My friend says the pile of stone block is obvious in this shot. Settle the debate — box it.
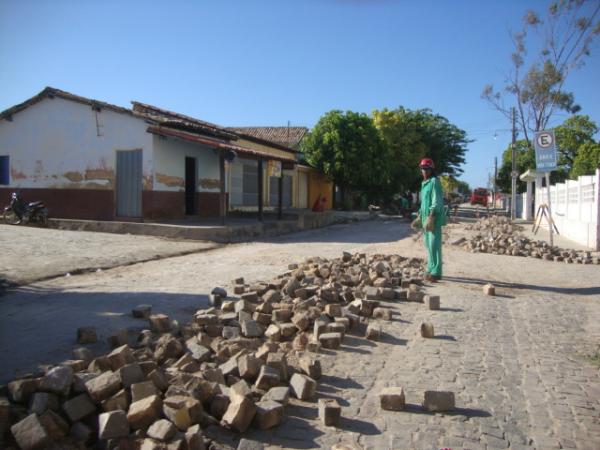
[0,252,425,450]
[462,216,599,264]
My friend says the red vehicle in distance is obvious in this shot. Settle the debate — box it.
[470,188,488,207]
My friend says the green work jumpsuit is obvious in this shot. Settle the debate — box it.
[419,176,445,277]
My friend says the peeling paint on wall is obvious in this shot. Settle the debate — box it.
[84,168,114,181]
[199,178,220,189]
[63,171,84,182]
[10,168,26,180]
[156,172,184,188]
[143,174,153,191]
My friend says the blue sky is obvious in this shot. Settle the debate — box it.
[1,0,599,189]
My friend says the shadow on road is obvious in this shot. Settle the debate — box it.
[404,403,492,418]
[443,276,600,296]
[255,219,413,245]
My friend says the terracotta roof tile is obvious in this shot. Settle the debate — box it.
[227,126,308,149]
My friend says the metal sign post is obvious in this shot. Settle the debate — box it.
[534,130,558,247]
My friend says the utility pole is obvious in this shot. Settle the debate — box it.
[493,156,497,211]
[511,107,517,220]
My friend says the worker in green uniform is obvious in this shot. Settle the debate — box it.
[419,158,445,282]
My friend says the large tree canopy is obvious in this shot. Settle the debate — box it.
[373,107,468,193]
[301,110,387,200]
[482,0,599,146]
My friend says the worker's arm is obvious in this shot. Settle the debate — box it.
[429,178,443,217]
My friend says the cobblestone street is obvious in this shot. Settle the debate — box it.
[1,219,599,449]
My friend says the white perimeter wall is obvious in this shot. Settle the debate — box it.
[152,135,220,192]
[0,96,153,189]
[536,169,600,250]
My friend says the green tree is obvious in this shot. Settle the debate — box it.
[554,114,599,173]
[571,141,600,176]
[496,140,536,193]
[372,107,468,194]
[301,110,388,205]
[482,0,599,146]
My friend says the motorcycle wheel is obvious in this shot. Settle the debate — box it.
[3,209,21,225]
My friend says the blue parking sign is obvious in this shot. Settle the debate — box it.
[534,130,557,172]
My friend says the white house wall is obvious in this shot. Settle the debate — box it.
[152,135,220,192]
[0,96,153,190]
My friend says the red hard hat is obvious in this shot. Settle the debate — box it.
[419,158,435,169]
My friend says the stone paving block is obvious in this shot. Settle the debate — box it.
[186,341,212,363]
[148,369,169,392]
[147,418,176,441]
[289,373,316,400]
[38,409,69,439]
[261,386,290,405]
[185,423,206,450]
[132,304,152,319]
[326,322,346,338]
[118,362,145,388]
[63,393,96,422]
[131,381,160,403]
[365,323,381,340]
[10,413,52,450]
[101,388,129,412]
[292,312,310,331]
[210,394,230,420]
[29,392,59,415]
[380,387,405,411]
[71,421,94,444]
[299,356,322,379]
[272,308,293,322]
[149,314,171,333]
[483,283,496,296]
[266,352,289,381]
[420,322,435,338]
[39,365,73,396]
[108,345,135,371]
[408,291,424,302]
[241,319,263,338]
[325,304,343,318]
[422,390,455,412]
[253,400,284,429]
[237,438,265,450]
[279,322,298,338]
[264,324,281,341]
[395,289,408,300]
[221,395,256,432]
[76,327,97,344]
[238,354,263,380]
[313,317,330,338]
[252,312,272,326]
[319,332,342,349]
[8,378,39,403]
[373,307,392,321]
[230,380,252,399]
[127,394,163,429]
[98,410,129,440]
[425,295,440,310]
[318,398,341,426]
[163,395,202,431]
[254,365,280,391]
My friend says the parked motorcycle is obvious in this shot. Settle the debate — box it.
[2,192,48,225]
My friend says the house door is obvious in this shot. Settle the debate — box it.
[185,157,196,215]
[116,149,142,218]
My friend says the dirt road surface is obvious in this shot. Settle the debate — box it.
[1,219,599,449]
[0,224,220,285]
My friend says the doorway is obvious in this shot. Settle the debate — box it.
[185,157,196,215]
[116,149,142,218]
